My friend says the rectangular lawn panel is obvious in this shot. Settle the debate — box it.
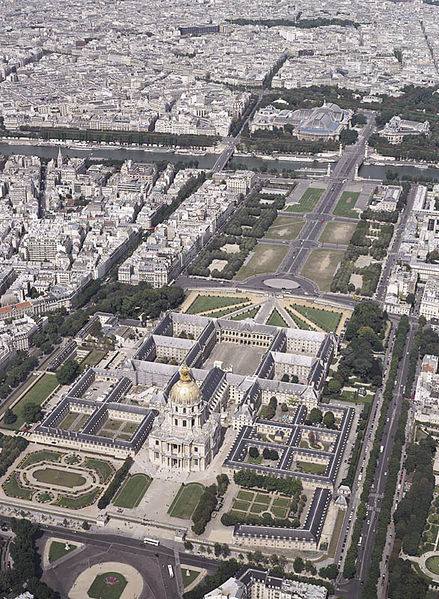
[272,497,290,508]
[265,215,304,240]
[237,490,254,501]
[232,500,251,512]
[231,306,260,321]
[333,191,361,218]
[255,493,270,504]
[187,294,248,314]
[3,373,58,430]
[113,474,152,508]
[271,506,288,518]
[301,249,345,292]
[249,502,266,514]
[286,187,324,213]
[81,350,106,367]
[293,305,341,332]
[58,412,78,430]
[297,461,327,475]
[168,483,205,519]
[234,244,287,281]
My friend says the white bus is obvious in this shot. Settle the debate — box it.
[168,564,174,578]
[143,537,160,546]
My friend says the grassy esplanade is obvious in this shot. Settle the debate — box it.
[187,294,248,314]
[293,305,341,332]
[333,191,360,218]
[301,249,345,291]
[286,188,324,213]
[264,215,304,240]
[3,373,58,430]
[168,483,204,519]
[234,244,287,281]
[426,556,439,576]
[113,474,151,508]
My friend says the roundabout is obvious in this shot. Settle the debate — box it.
[69,561,143,599]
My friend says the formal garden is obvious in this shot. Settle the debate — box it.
[1,449,117,510]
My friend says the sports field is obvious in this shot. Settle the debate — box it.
[333,191,360,218]
[286,188,324,213]
[168,483,204,519]
[301,249,345,291]
[234,244,287,281]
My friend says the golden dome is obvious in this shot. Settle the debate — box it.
[169,364,202,406]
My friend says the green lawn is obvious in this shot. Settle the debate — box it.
[49,540,78,563]
[187,295,248,314]
[87,572,127,599]
[113,474,151,508]
[237,490,254,501]
[266,309,288,327]
[426,556,439,575]
[271,506,288,518]
[265,215,304,240]
[20,450,63,468]
[231,306,260,321]
[272,497,290,508]
[255,493,270,504]
[122,422,138,434]
[297,461,327,475]
[285,308,315,331]
[181,568,200,589]
[208,303,251,318]
[333,191,361,218]
[233,500,251,511]
[168,483,205,519]
[83,458,115,483]
[3,373,58,430]
[82,350,106,367]
[301,249,345,291]
[59,412,78,430]
[293,305,341,332]
[103,419,123,431]
[33,467,86,488]
[234,243,287,281]
[2,472,33,500]
[286,187,324,213]
[57,488,100,509]
[249,502,266,514]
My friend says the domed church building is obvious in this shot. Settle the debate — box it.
[148,364,222,471]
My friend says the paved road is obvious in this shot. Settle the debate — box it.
[0,516,219,598]
[336,320,417,598]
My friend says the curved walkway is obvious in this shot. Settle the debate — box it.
[69,561,144,599]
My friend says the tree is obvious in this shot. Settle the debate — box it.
[214,542,222,557]
[319,563,338,579]
[23,403,42,423]
[249,447,259,459]
[328,379,342,395]
[308,408,323,424]
[281,373,289,382]
[323,411,336,428]
[184,540,193,550]
[281,402,289,412]
[81,521,90,530]
[406,292,415,305]
[3,409,17,424]
[290,374,299,383]
[293,556,304,573]
[56,359,81,385]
